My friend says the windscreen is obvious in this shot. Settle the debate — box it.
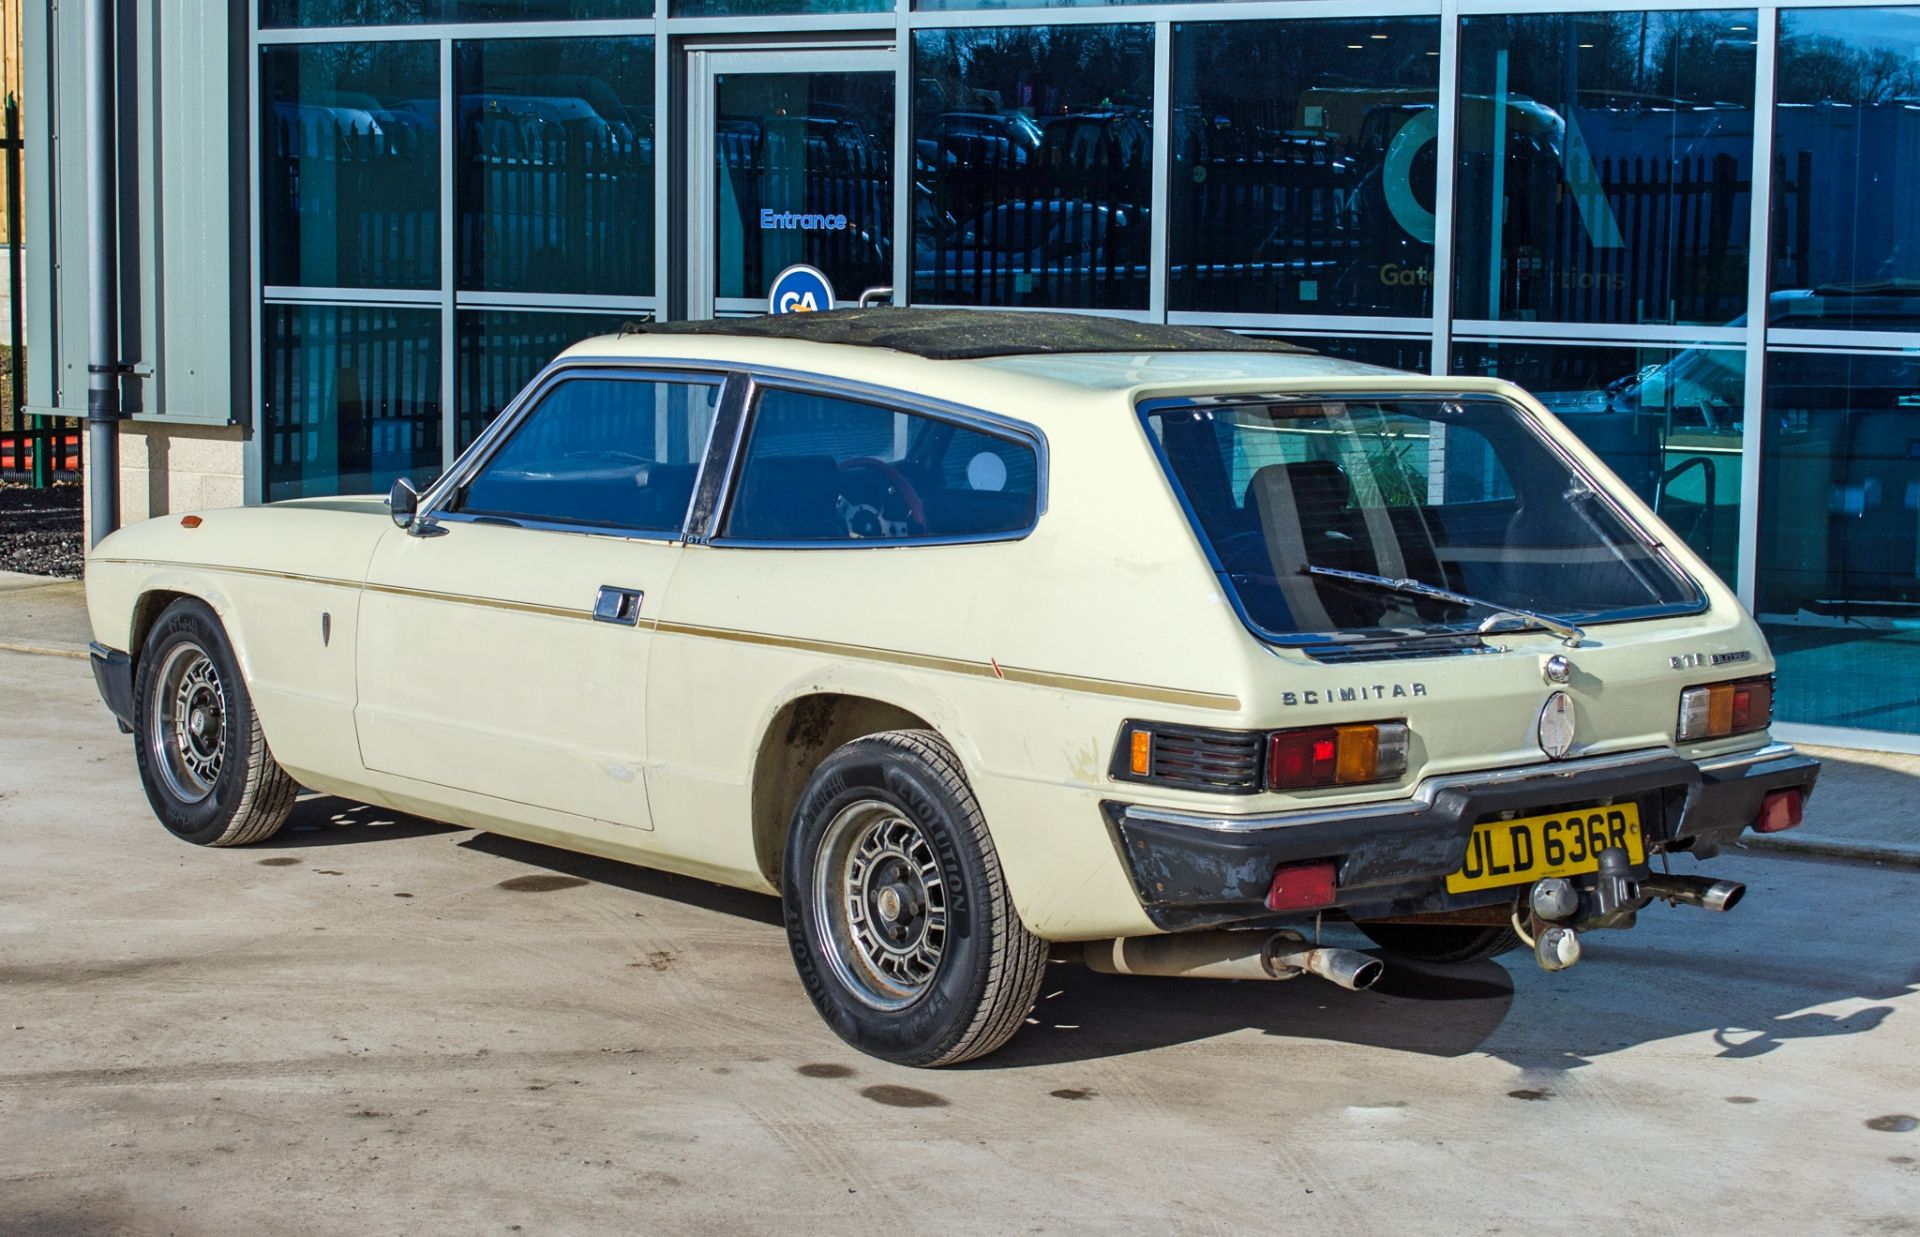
[1142,395,1702,643]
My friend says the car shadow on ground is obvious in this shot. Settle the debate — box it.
[254,793,468,847]
[261,794,1915,1072]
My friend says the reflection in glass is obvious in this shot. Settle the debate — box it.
[913,26,1153,309]
[1170,20,1440,317]
[261,42,440,289]
[672,0,887,14]
[1771,10,1920,332]
[1266,335,1431,374]
[263,305,443,502]
[713,73,894,304]
[262,1,653,25]
[455,310,633,449]
[456,38,655,296]
[1455,12,1757,326]
[1452,340,1744,583]
[1758,351,1920,735]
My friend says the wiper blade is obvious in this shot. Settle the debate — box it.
[1305,566,1586,647]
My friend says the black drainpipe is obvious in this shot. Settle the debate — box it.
[83,0,120,549]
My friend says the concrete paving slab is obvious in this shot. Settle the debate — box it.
[2,651,1919,1234]
[1744,744,1920,867]
[0,572,90,658]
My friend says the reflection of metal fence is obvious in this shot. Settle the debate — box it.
[263,114,439,289]
[460,119,653,293]
[717,123,891,298]
[914,132,1149,308]
[262,304,441,502]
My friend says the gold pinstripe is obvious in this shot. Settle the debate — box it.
[94,558,1241,711]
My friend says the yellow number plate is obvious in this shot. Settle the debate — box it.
[1445,804,1645,894]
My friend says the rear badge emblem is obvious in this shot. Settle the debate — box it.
[1537,691,1576,760]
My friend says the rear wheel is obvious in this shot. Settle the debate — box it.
[1356,921,1522,964]
[783,730,1047,1067]
[132,598,298,847]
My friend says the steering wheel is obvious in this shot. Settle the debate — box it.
[838,457,929,535]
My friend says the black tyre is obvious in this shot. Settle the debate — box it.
[783,730,1047,1067]
[132,598,298,847]
[1356,921,1522,965]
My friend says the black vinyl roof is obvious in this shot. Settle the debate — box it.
[628,307,1311,361]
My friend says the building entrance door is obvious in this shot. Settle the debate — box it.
[687,47,896,319]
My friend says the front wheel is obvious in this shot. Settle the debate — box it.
[783,730,1047,1067]
[132,598,298,847]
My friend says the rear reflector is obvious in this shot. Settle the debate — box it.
[1754,789,1805,834]
[1266,861,1338,913]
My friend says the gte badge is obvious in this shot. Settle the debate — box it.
[769,264,836,315]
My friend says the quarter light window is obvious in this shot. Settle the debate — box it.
[723,388,1038,543]
[453,376,722,533]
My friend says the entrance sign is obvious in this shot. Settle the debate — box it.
[769,264,836,315]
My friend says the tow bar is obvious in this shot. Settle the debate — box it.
[1516,845,1746,972]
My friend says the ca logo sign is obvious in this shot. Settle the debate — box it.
[768,265,837,316]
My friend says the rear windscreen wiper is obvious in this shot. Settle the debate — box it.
[1305,566,1586,647]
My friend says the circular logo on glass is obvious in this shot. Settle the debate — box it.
[1537,691,1577,760]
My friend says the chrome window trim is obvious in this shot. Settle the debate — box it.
[416,358,734,541]
[703,365,1051,551]
[1133,388,1710,649]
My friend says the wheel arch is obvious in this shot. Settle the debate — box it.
[749,691,941,887]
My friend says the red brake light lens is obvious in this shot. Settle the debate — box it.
[1268,722,1408,790]
[1678,676,1774,741]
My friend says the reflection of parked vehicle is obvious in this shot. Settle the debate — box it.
[916,111,1044,170]
[86,309,1819,1068]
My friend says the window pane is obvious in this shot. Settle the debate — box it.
[1757,351,1920,735]
[1454,12,1757,326]
[1452,340,1744,584]
[724,389,1038,541]
[263,305,443,502]
[913,26,1154,310]
[1266,335,1431,374]
[457,377,720,531]
[262,42,440,289]
[672,0,888,15]
[455,310,635,449]
[1170,20,1440,317]
[1771,10,1920,332]
[457,38,656,296]
[262,1,653,26]
[713,72,894,303]
[1145,395,1699,641]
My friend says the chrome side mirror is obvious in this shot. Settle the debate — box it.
[387,477,420,529]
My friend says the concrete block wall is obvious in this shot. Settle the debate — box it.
[82,421,247,548]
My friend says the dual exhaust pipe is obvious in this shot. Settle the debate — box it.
[1080,930,1384,991]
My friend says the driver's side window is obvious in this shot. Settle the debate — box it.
[721,387,1038,543]
[453,374,722,534]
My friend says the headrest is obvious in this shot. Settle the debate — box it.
[1245,459,1351,514]
[730,455,842,540]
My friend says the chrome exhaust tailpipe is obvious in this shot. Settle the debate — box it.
[1079,931,1384,991]
[1265,939,1385,991]
[1640,873,1745,913]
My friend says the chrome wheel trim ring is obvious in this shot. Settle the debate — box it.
[149,642,227,805]
[810,798,950,1012]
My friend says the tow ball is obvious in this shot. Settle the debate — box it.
[1516,847,1747,972]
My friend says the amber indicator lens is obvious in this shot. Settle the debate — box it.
[1678,676,1774,741]
[1128,728,1152,776]
[1268,722,1409,790]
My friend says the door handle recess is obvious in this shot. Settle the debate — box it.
[593,586,645,626]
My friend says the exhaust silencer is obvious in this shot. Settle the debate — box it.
[1640,873,1745,913]
[1079,931,1383,991]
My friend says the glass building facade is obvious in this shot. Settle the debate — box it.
[253,0,1920,748]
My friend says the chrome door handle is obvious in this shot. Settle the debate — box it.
[593,586,645,626]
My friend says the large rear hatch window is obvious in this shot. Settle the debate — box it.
[1141,394,1703,646]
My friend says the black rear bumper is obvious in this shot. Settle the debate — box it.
[89,642,135,734]
[1106,743,1820,931]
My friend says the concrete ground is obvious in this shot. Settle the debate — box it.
[3,649,1918,1235]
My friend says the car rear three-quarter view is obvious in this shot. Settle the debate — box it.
[81,309,1819,1067]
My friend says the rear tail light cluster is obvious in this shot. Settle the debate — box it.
[1677,676,1773,742]
[1114,720,1409,794]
